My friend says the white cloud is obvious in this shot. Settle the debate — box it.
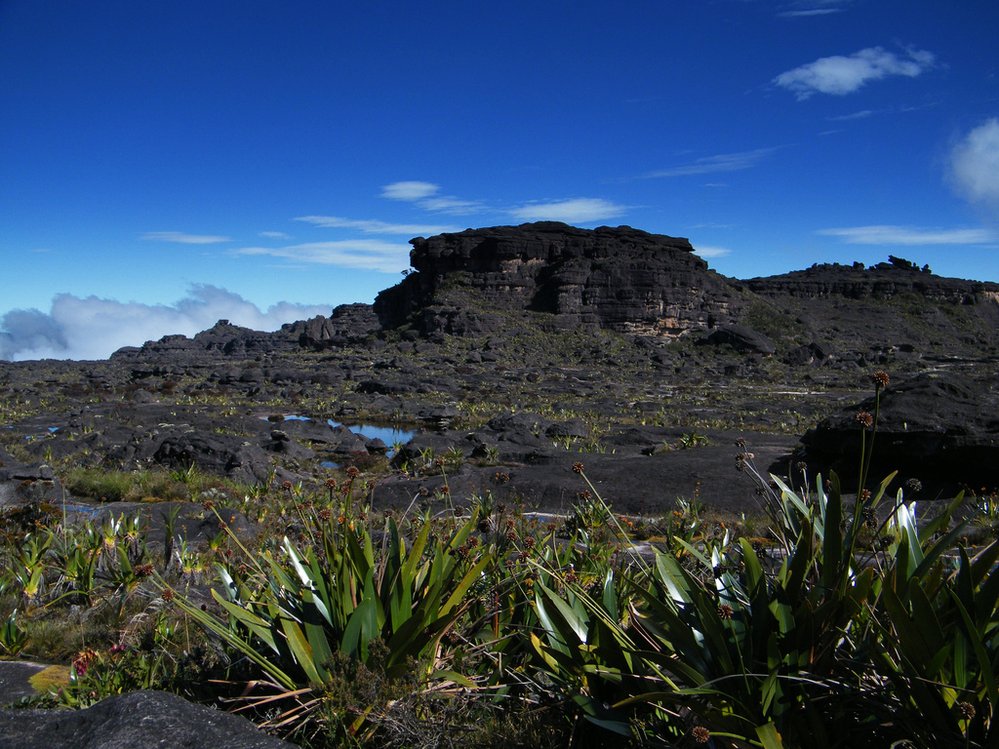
[381,181,440,201]
[817,225,996,245]
[381,181,484,214]
[259,230,290,239]
[0,286,329,361]
[141,231,231,244]
[774,46,935,100]
[294,215,460,235]
[643,147,778,178]
[510,198,627,224]
[949,118,999,216]
[234,240,410,273]
[692,245,732,258]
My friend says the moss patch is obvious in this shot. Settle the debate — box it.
[29,664,71,695]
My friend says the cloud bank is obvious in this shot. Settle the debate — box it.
[774,46,935,99]
[950,118,999,217]
[0,286,329,362]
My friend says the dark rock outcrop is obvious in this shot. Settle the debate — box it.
[282,303,381,349]
[0,690,294,748]
[777,373,999,496]
[374,222,747,337]
[699,325,776,355]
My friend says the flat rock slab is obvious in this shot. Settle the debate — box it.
[0,661,50,704]
[0,689,295,749]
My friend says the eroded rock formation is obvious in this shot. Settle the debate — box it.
[373,222,748,337]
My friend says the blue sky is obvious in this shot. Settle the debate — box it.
[2,0,998,359]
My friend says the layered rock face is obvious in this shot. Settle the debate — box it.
[374,222,747,337]
[746,258,999,305]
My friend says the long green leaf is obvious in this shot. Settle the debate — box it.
[756,722,784,749]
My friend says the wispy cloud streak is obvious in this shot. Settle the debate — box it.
[234,240,410,273]
[642,148,778,178]
[294,216,460,235]
[818,225,995,245]
[141,231,231,244]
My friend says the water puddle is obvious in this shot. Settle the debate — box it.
[257,415,416,458]
[327,420,415,456]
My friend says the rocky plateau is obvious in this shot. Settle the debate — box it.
[3,222,997,517]
[2,222,998,741]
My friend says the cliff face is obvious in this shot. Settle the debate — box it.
[374,222,747,337]
[741,259,999,360]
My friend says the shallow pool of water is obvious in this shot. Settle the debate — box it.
[327,420,415,449]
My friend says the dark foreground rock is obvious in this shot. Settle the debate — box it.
[0,690,294,749]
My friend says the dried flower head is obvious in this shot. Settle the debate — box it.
[957,701,976,720]
[345,466,360,479]
[872,370,890,389]
[718,604,734,620]
[691,725,711,744]
[855,410,874,429]
[135,563,154,578]
[904,477,923,493]
[572,462,585,475]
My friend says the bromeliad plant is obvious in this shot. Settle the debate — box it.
[169,492,493,742]
[872,494,999,747]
